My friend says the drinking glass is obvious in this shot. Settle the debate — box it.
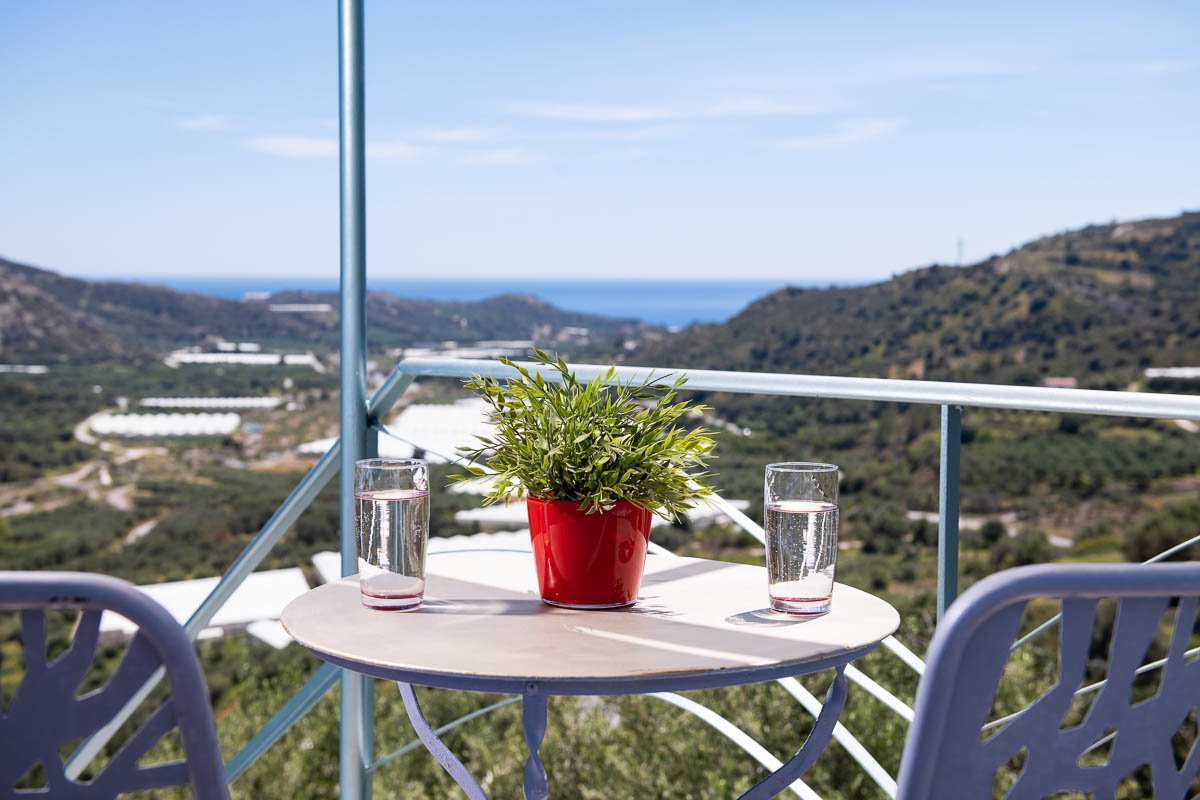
[355,458,429,611]
[764,462,839,615]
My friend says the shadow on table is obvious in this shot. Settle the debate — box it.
[724,609,825,628]
[641,558,740,587]
[420,576,544,616]
[418,565,871,671]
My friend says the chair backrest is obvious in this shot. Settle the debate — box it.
[896,562,1200,800]
[0,571,230,799]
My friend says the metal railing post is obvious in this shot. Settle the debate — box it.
[338,0,372,796]
[937,404,962,619]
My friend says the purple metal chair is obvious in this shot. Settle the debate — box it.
[897,563,1200,799]
[0,571,230,799]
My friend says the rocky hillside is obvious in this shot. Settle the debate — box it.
[0,258,649,363]
[633,212,1200,388]
[0,262,144,363]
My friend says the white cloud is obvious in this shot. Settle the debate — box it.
[702,98,823,118]
[591,147,655,161]
[518,104,678,123]
[244,136,421,161]
[1126,59,1194,75]
[417,126,496,143]
[174,114,238,131]
[245,136,338,158]
[463,148,542,166]
[366,139,422,161]
[514,97,822,124]
[540,124,688,143]
[773,117,902,150]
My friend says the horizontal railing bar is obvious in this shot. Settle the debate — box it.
[393,357,1200,420]
[706,493,766,545]
[368,371,416,422]
[880,637,926,677]
[1008,530,1200,652]
[982,642,1200,733]
[227,662,341,782]
[65,665,166,778]
[843,664,914,723]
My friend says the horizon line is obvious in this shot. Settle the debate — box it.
[86,274,872,286]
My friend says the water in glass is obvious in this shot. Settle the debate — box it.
[356,487,428,610]
[765,499,839,615]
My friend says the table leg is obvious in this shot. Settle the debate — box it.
[522,686,549,800]
[396,682,488,800]
[737,667,849,800]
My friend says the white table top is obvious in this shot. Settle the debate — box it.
[281,551,900,694]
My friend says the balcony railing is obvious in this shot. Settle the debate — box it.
[65,355,1200,799]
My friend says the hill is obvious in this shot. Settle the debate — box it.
[0,257,649,363]
[0,261,143,363]
[633,211,1200,387]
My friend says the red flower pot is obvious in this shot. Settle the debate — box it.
[526,497,653,609]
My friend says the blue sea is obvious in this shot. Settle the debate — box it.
[142,278,832,328]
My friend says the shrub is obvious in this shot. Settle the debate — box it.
[455,350,716,517]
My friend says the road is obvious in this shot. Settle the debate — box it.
[904,509,1072,549]
[1,411,162,519]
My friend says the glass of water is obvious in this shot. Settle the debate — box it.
[764,462,839,615]
[355,458,429,611]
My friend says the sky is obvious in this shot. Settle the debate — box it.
[2,1,1197,283]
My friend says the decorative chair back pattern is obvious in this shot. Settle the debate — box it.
[0,571,229,799]
[897,563,1200,800]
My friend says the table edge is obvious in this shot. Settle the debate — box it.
[299,640,883,695]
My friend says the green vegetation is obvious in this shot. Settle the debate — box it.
[638,211,1200,387]
[3,212,1200,797]
[0,377,97,481]
[0,502,130,569]
[456,351,716,517]
[1122,499,1200,563]
[0,464,489,584]
[0,363,332,482]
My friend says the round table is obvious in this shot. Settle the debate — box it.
[282,550,899,799]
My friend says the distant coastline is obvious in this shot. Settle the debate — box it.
[113,277,849,328]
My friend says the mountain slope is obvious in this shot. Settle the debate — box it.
[0,263,143,363]
[0,258,649,362]
[633,212,1200,387]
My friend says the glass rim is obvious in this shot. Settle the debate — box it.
[356,457,427,471]
[765,461,839,473]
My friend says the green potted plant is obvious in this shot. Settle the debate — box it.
[454,350,717,609]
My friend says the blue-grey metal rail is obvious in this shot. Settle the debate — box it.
[79,355,1200,794]
[388,355,1200,620]
[337,0,372,796]
[391,357,1200,419]
[937,406,962,620]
